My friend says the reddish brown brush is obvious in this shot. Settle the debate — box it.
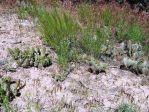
[3,0,17,6]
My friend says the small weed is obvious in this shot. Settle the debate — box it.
[50,97,76,112]
[116,103,136,112]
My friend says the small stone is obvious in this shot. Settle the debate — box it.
[10,39,22,44]
[11,62,18,69]
[0,59,6,66]
[2,39,21,44]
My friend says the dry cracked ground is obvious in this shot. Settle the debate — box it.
[0,5,149,112]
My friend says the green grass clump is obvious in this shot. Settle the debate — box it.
[100,6,113,26]
[78,4,95,28]
[127,23,147,42]
[115,14,128,42]
[80,27,109,58]
[114,11,146,43]
[17,3,38,19]
[37,8,79,69]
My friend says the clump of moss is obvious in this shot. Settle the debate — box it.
[8,47,52,68]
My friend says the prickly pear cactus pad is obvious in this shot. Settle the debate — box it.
[99,40,149,75]
[0,76,24,104]
[120,41,149,75]
[8,47,52,68]
[88,57,107,74]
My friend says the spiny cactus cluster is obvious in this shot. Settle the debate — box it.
[0,76,24,103]
[100,41,126,59]
[52,72,68,82]
[121,41,149,75]
[8,47,52,68]
[101,40,149,75]
[121,57,149,75]
[88,57,107,74]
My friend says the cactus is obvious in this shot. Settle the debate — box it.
[8,47,52,68]
[100,40,149,75]
[100,42,126,59]
[8,48,20,60]
[121,56,149,75]
[119,41,149,75]
[88,57,107,74]
[0,76,24,103]
[132,51,143,60]
[141,60,149,75]
[121,57,141,74]
[113,43,126,57]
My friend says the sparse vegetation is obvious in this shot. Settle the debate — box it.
[1,0,149,111]
[15,1,149,80]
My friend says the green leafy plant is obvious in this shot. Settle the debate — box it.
[8,47,52,68]
[121,57,142,74]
